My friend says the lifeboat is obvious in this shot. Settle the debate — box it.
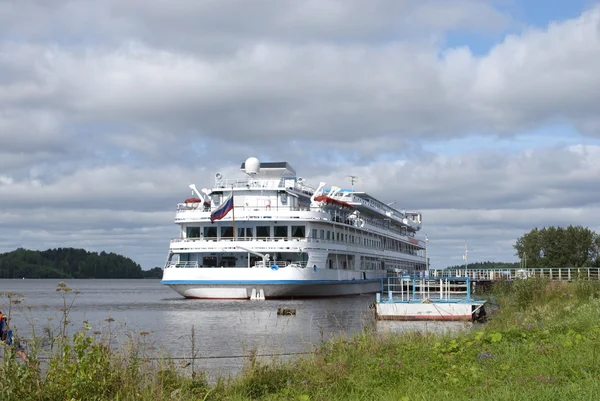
[314,195,354,210]
[184,198,211,209]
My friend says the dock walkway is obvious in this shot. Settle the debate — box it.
[427,267,600,282]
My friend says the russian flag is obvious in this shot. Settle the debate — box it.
[210,193,234,223]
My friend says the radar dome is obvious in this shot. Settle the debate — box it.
[245,157,260,175]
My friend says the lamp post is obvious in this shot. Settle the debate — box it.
[463,241,469,270]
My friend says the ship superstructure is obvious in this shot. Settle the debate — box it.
[161,157,426,299]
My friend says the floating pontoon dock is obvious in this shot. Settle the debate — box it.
[374,276,486,321]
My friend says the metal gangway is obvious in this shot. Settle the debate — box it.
[382,276,473,302]
[427,267,600,282]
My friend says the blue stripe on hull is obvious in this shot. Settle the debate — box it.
[161,279,383,285]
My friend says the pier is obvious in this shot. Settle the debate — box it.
[376,276,486,321]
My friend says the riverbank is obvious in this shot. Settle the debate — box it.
[2,279,600,400]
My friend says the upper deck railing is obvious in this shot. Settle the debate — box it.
[321,190,421,229]
[173,205,424,247]
[169,236,425,261]
[214,178,316,193]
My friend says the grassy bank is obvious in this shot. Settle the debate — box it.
[2,279,600,400]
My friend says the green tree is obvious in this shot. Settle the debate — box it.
[0,247,146,279]
[514,225,600,267]
[142,267,164,278]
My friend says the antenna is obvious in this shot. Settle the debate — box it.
[347,175,359,189]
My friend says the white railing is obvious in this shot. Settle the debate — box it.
[428,268,600,281]
[174,207,323,223]
[164,260,308,269]
[334,193,420,230]
[172,236,305,243]
[213,178,316,193]
[164,261,199,269]
[169,237,425,261]
[252,261,307,268]
[177,205,313,212]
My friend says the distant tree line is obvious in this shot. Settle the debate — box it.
[445,225,600,270]
[514,225,600,268]
[445,261,520,270]
[0,248,164,279]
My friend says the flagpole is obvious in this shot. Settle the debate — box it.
[231,186,236,239]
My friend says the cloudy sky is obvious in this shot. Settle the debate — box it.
[2,0,600,269]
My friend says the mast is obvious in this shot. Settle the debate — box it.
[231,186,236,239]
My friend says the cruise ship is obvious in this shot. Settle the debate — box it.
[161,157,426,299]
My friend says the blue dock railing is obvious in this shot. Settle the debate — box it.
[379,276,474,303]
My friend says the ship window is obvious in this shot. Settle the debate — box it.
[320,230,324,239]
[238,227,253,238]
[204,226,217,238]
[203,256,217,267]
[221,226,234,238]
[257,226,270,238]
[222,256,236,267]
[312,229,317,239]
[326,231,330,240]
[187,227,200,238]
[274,225,288,238]
[291,225,305,238]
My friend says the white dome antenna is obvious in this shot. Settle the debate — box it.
[244,157,260,175]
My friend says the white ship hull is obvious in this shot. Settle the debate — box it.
[161,267,385,299]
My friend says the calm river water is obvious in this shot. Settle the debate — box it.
[0,279,468,377]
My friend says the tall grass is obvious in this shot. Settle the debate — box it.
[3,279,600,400]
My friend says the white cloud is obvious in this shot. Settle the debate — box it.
[1,144,599,268]
[1,1,599,268]
[1,4,598,148]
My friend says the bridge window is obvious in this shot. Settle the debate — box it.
[312,229,317,239]
[221,226,234,238]
[292,225,305,238]
[238,227,253,238]
[187,227,200,238]
[274,225,288,238]
[257,226,270,238]
[203,226,217,238]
